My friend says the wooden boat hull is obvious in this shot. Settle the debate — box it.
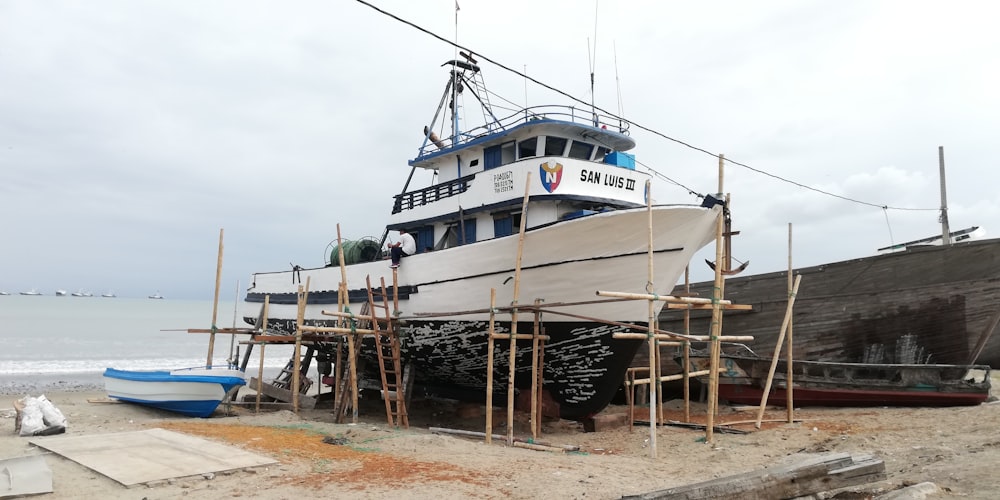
[103,367,246,417]
[689,355,990,407]
[717,384,989,407]
[659,238,1000,370]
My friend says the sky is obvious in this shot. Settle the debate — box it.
[1,0,998,300]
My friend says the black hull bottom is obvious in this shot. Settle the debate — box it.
[248,317,644,420]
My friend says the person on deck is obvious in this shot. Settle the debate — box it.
[389,229,416,268]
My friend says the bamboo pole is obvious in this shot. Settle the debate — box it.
[626,369,721,385]
[786,223,795,422]
[530,298,541,440]
[207,228,225,367]
[683,266,691,422]
[755,274,803,429]
[643,179,658,457]
[612,333,753,342]
[486,288,496,444]
[596,290,733,305]
[507,173,532,446]
[293,278,310,413]
[255,295,270,414]
[347,283,359,424]
[705,155,726,444]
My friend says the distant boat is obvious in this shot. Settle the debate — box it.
[20,289,42,296]
[148,291,164,299]
[103,367,246,418]
[0,291,9,296]
[55,289,67,296]
[71,289,85,297]
[684,352,991,407]
[101,290,116,298]
[82,291,93,297]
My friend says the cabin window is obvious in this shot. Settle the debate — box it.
[517,137,538,159]
[441,219,478,247]
[501,141,516,164]
[493,212,522,238]
[485,141,516,169]
[594,146,610,162]
[568,141,594,160]
[415,226,434,253]
[484,145,501,170]
[544,136,568,157]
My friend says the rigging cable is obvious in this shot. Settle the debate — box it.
[352,0,939,213]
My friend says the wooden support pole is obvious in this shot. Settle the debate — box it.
[683,266,692,423]
[756,274,803,429]
[255,295,270,414]
[705,154,726,444]
[597,290,733,305]
[207,228,225,367]
[613,333,753,342]
[626,368,721,385]
[530,298,541,440]
[786,223,795,422]
[644,179,658,458]
[293,278,310,413]
[485,288,496,444]
[507,173,532,447]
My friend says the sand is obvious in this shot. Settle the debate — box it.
[2,381,999,500]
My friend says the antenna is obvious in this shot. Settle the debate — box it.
[613,40,625,130]
[589,0,599,126]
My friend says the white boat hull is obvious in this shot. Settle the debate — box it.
[245,205,719,418]
[104,367,246,418]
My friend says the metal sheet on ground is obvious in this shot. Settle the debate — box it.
[0,454,53,498]
[29,428,276,487]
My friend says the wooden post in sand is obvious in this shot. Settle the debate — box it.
[644,179,658,458]
[255,295,270,414]
[293,278,310,413]
[485,288,497,444]
[786,223,795,421]
[506,173,532,446]
[756,274,802,429]
[683,266,692,423]
[705,155,726,444]
[530,298,542,440]
[207,228,224,367]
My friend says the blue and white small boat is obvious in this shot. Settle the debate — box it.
[103,366,246,417]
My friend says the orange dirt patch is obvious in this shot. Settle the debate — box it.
[155,422,491,491]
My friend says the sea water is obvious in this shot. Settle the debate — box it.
[0,295,294,394]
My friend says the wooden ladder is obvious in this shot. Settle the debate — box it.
[367,276,408,428]
[272,346,314,394]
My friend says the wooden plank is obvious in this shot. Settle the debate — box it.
[622,453,881,500]
[249,377,316,409]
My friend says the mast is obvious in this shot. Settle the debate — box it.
[938,146,950,245]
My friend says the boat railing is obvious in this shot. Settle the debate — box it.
[419,105,630,157]
[392,173,475,214]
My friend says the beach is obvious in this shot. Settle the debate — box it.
[3,378,1000,499]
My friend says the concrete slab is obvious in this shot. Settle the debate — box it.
[30,428,277,487]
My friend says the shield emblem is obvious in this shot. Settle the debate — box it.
[540,162,563,193]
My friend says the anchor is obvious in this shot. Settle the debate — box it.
[705,201,749,276]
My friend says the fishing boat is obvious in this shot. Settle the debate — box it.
[101,290,116,298]
[684,351,991,407]
[241,56,723,419]
[55,289,67,296]
[103,367,246,417]
[659,229,1000,372]
[148,291,164,299]
[19,289,42,296]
